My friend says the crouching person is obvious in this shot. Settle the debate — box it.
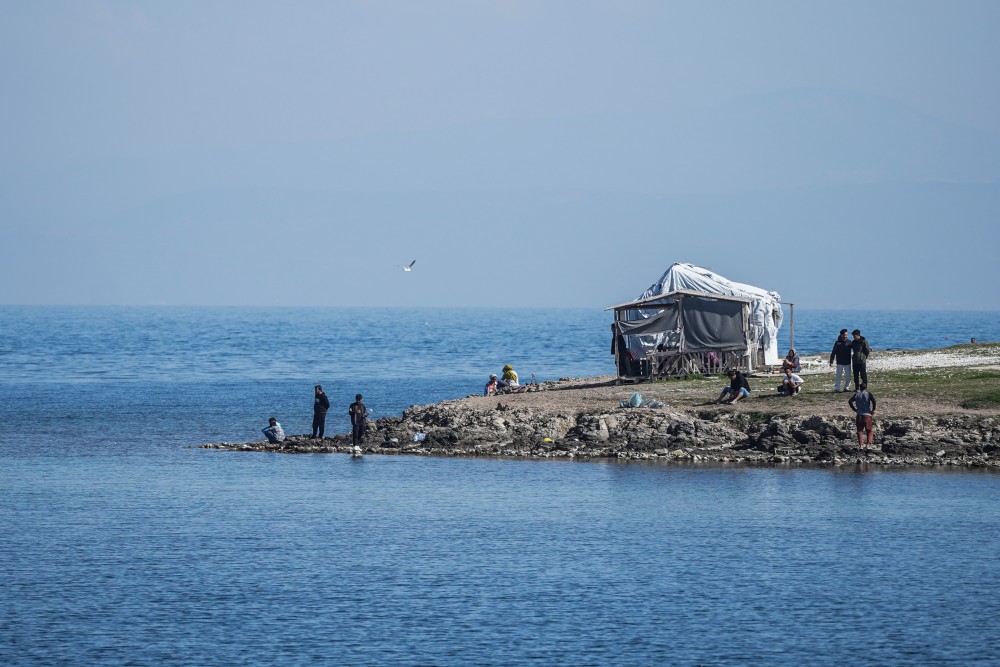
[716,369,751,404]
[262,417,285,444]
[778,368,804,396]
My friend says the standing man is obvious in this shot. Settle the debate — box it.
[349,394,368,447]
[848,382,878,449]
[829,329,853,393]
[312,384,330,439]
[850,329,872,392]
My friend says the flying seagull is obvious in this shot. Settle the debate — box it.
[401,260,416,272]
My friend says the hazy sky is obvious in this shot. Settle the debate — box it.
[3,1,1000,309]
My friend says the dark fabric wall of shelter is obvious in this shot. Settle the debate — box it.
[612,296,749,376]
[613,297,744,350]
[613,304,679,337]
[680,297,746,351]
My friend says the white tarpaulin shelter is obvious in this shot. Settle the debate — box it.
[637,263,783,366]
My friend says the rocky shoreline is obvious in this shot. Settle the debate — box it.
[201,345,1000,467]
[202,382,1000,470]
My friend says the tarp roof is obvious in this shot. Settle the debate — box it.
[626,262,783,365]
[606,289,752,312]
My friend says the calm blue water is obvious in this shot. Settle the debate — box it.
[777,308,999,355]
[2,306,1000,666]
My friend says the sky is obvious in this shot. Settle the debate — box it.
[3,0,1000,309]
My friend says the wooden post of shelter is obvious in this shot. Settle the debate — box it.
[783,302,795,351]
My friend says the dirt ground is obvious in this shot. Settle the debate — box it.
[446,347,1000,419]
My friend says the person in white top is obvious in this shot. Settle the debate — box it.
[778,368,804,396]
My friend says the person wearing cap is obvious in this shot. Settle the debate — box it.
[715,368,751,404]
[484,374,498,396]
[829,329,853,392]
[262,417,285,444]
[850,329,872,392]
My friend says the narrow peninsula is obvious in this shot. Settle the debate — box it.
[202,344,1000,468]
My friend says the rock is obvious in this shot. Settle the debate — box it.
[200,382,1000,468]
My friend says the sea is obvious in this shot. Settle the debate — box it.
[2,306,999,666]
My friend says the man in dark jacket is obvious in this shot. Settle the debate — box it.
[715,369,751,404]
[312,384,331,439]
[349,394,368,447]
[850,329,872,392]
[829,329,853,393]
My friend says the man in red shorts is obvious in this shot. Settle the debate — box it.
[848,382,878,449]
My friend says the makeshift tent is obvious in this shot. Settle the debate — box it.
[609,291,753,379]
[639,263,783,363]
[608,263,783,380]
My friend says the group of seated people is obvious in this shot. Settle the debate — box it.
[714,350,805,404]
[484,364,519,396]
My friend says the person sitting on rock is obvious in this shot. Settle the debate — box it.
[497,364,519,390]
[715,369,751,404]
[484,374,498,396]
[262,417,285,444]
[781,348,801,373]
[778,367,804,396]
